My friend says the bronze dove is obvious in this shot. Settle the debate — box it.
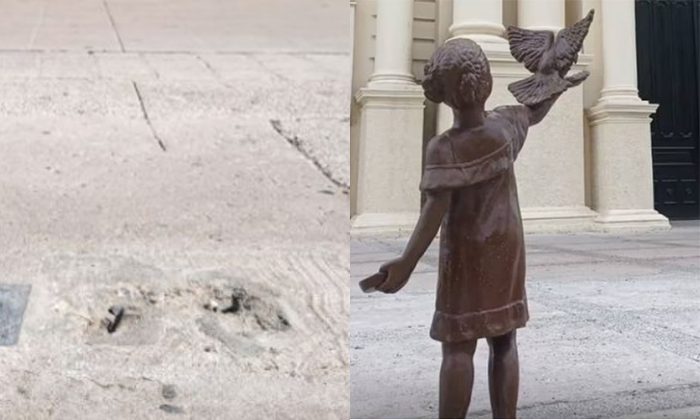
[507,9,594,105]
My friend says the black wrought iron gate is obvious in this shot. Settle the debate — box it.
[636,0,700,220]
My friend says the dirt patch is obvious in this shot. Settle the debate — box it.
[55,263,292,353]
[207,285,291,332]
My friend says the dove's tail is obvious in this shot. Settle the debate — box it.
[565,70,590,88]
[508,73,570,106]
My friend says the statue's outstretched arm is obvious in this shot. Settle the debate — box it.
[399,192,450,268]
[374,192,450,294]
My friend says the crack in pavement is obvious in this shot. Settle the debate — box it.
[132,81,167,152]
[103,0,126,53]
[195,54,219,78]
[269,119,347,189]
[27,3,46,50]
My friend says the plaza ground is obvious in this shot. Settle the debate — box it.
[0,0,349,418]
[351,222,700,419]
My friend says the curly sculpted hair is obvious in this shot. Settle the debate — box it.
[422,38,493,109]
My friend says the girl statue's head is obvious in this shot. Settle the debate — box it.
[422,38,493,110]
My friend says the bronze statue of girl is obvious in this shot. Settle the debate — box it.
[361,12,593,416]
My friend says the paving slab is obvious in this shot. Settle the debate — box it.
[0,0,350,418]
[0,0,350,53]
[107,0,349,53]
[351,223,700,419]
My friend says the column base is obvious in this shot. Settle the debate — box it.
[368,72,416,86]
[588,96,657,124]
[352,84,425,228]
[351,212,419,235]
[351,206,600,235]
[594,209,671,232]
[446,34,510,53]
[449,21,506,42]
[355,84,425,107]
[350,207,670,235]
[587,97,666,233]
[520,26,562,33]
[521,206,597,233]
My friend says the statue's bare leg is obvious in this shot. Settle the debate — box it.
[487,330,519,419]
[439,340,477,419]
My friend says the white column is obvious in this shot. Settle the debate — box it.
[437,0,507,134]
[598,0,641,102]
[368,0,415,86]
[352,0,425,233]
[449,0,507,46]
[518,0,565,33]
[350,1,356,103]
[587,0,669,231]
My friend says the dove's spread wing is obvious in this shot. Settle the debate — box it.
[555,9,594,76]
[507,26,554,73]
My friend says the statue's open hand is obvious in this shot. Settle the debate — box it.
[376,257,414,294]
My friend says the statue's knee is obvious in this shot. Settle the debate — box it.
[442,340,477,359]
[489,332,517,357]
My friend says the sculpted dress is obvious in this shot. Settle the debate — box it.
[420,106,530,343]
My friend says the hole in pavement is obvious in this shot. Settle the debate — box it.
[203,285,291,332]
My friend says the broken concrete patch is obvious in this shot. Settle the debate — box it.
[0,284,31,346]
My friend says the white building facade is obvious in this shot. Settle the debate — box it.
[350,0,700,233]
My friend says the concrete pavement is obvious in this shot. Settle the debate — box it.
[0,0,348,53]
[351,222,700,419]
[0,1,350,419]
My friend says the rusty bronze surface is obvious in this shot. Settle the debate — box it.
[360,11,594,418]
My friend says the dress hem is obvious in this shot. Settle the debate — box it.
[430,299,529,342]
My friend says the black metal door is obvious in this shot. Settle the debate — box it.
[636,0,700,219]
